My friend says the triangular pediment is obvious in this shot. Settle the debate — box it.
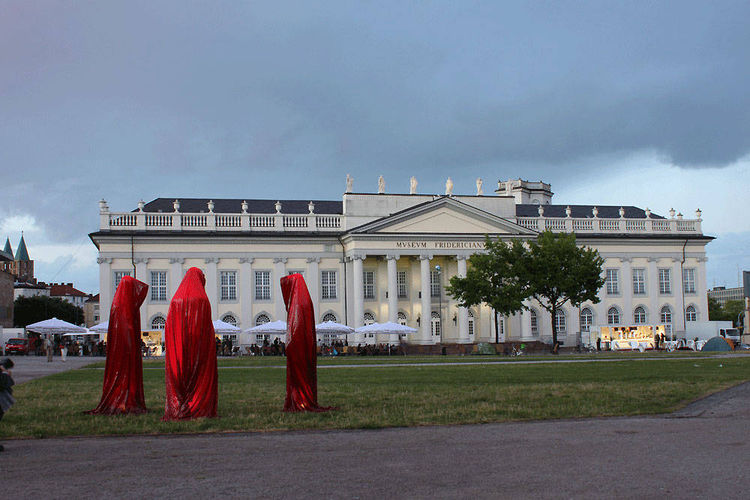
[349,197,537,235]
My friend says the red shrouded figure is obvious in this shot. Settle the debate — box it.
[281,273,334,412]
[87,276,149,415]
[163,267,218,420]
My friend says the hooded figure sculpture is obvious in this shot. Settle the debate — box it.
[163,267,218,420]
[281,273,334,412]
[87,276,149,415]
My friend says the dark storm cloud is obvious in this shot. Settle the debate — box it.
[1,1,749,241]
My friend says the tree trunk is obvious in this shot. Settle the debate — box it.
[550,304,558,354]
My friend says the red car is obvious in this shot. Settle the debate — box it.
[5,338,29,355]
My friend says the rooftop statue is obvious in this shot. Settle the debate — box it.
[476,178,483,196]
[345,174,353,193]
[378,175,385,194]
[445,177,453,196]
[410,176,417,194]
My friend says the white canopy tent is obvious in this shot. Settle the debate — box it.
[25,317,87,336]
[244,320,287,344]
[212,319,241,335]
[89,321,109,333]
[354,321,417,336]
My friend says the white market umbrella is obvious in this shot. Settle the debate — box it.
[315,321,354,335]
[25,317,87,335]
[63,331,100,337]
[89,321,109,333]
[355,321,417,336]
[244,320,288,335]
[212,319,241,335]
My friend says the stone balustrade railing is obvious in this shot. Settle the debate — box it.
[515,217,702,234]
[102,211,343,232]
[101,209,701,235]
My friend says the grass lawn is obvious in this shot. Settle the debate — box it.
[3,355,748,439]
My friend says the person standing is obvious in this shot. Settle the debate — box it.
[0,358,16,452]
[60,341,68,362]
[45,335,53,362]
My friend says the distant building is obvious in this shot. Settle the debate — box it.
[707,286,744,307]
[1,235,34,282]
[83,294,100,327]
[0,269,13,328]
[49,283,89,308]
[13,281,50,300]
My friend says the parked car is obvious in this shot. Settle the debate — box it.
[5,338,29,355]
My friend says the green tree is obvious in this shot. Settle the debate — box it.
[709,297,745,326]
[447,230,605,349]
[14,295,84,327]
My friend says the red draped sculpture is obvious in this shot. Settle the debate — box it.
[281,273,334,412]
[87,276,149,415]
[163,267,218,420]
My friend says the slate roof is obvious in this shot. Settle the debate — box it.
[515,205,663,219]
[14,235,30,261]
[2,238,13,259]
[140,198,343,215]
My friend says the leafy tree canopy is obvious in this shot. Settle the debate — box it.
[447,230,605,347]
[14,295,84,327]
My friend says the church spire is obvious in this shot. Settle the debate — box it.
[15,234,30,261]
[1,237,12,260]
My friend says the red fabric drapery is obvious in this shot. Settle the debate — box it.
[163,267,218,420]
[281,273,334,412]
[87,276,149,415]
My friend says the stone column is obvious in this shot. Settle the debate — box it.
[169,258,184,299]
[134,257,149,330]
[647,257,660,326]
[386,255,399,323]
[204,257,219,319]
[97,257,112,324]
[273,258,287,321]
[419,255,433,344]
[456,256,470,344]
[239,257,254,329]
[672,258,685,335]
[352,255,365,343]
[620,258,632,325]
[306,257,320,322]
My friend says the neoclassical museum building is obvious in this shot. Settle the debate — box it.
[90,177,711,346]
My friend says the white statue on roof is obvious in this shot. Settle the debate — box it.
[445,177,453,196]
[409,176,417,194]
[476,178,483,196]
[345,174,353,193]
[378,175,385,194]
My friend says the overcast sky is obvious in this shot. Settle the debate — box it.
[1,1,749,294]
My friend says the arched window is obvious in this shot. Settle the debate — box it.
[468,310,475,336]
[363,312,375,339]
[633,306,646,325]
[660,305,673,335]
[221,314,237,326]
[397,311,407,326]
[322,312,337,323]
[530,309,539,336]
[431,311,441,337]
[685,305,697,322]
[151,315,166,330]
[254,314,271,344]
[580,308,593,333]
[607,307,620,325]
[555,309,566,334]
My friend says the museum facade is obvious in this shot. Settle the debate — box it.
[89,178,712,346]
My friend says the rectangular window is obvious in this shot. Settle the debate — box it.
[363,271,375,300]
[659,268,672,294]
[321,270,337,300]
[683,268,696,294]
[254,271,271,300]
[150,271,167,301]
[397,271,408,298]
[606,269,619,295]
[220,271,237,301]
[632,268,646,295]
[430,269,441,297]
[113,271,132,293]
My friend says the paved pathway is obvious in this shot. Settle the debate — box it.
[2,355,98,384]
[3,354,749,498]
